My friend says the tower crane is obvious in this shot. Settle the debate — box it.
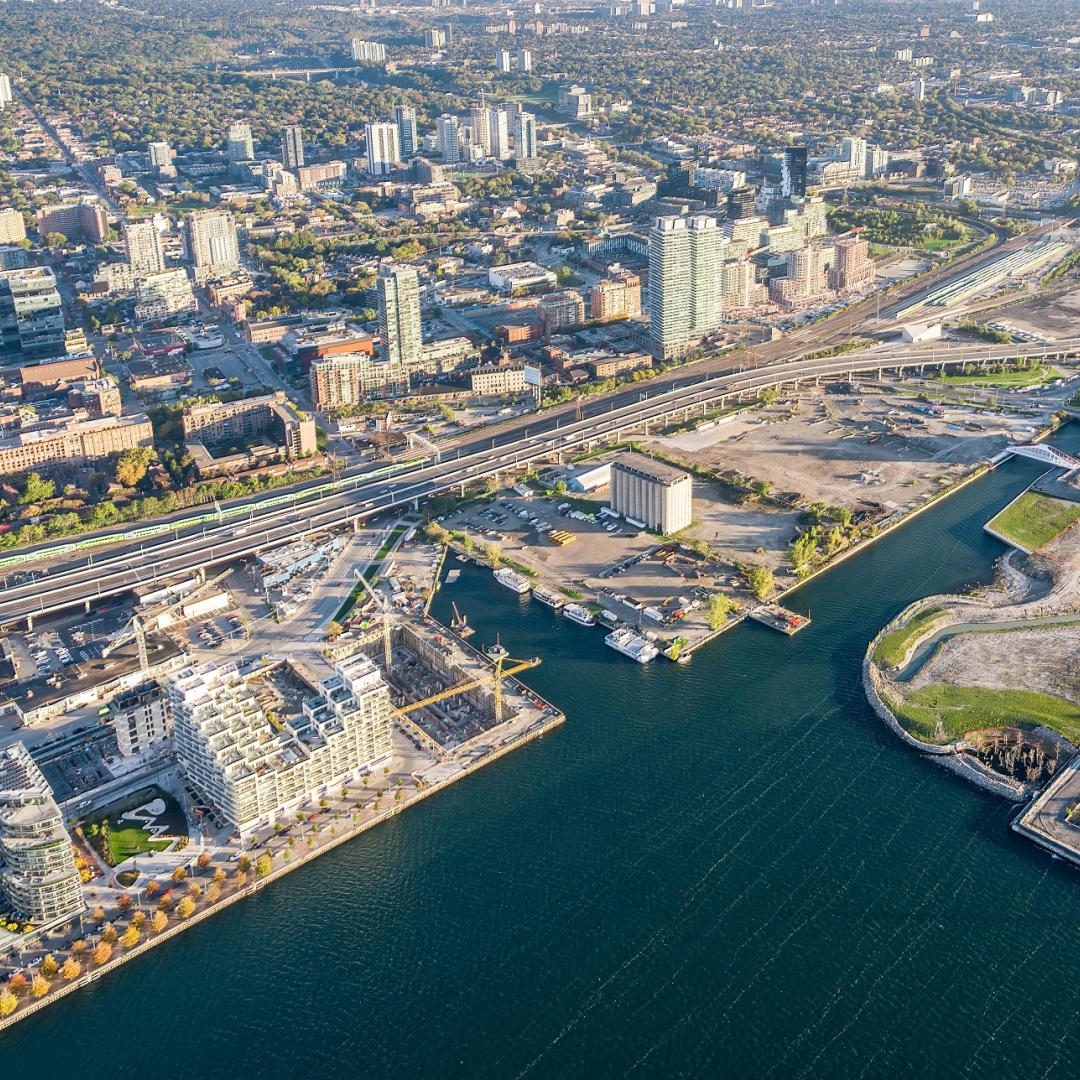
[395,654,541,724]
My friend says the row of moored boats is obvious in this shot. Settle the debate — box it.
[493,568,659,663]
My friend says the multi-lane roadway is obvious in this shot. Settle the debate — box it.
[3,337,1078,627]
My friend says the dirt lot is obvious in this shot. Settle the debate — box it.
[647,388,1047,516]
[907,625,1080,703]
[992,286,1080,341]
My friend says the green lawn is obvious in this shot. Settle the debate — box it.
[889,684,1080,745]
[82,785,188,867]
[873,607,946,669]
[938,365,1059,389]
[987,491,1080,551]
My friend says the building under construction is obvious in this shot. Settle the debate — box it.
[337,618,547,752]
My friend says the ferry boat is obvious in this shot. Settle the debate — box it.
[493,567,531,595]
[563,603,596,626]
[532,585,565,610]
[605,627,659,664]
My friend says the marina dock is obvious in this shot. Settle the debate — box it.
[748,604,811,635]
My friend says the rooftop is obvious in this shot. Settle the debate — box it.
[612,451,692,487]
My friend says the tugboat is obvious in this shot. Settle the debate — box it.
[485,633,509,659]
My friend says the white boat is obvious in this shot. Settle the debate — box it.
[532,585,565,610]
[563,603,596,626]
[494,567,531,595]
[605,628,659,664]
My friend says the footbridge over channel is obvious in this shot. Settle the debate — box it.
[1005,444,1080,474]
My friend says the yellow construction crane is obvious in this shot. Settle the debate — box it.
[396,655,541,724]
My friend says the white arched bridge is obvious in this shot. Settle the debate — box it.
[1006,444,1080,473]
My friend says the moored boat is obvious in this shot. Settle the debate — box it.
[563,603,596,626]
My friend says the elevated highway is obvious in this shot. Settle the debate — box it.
[1,338,1077,628]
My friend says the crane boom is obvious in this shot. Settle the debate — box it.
[394,656,540,717]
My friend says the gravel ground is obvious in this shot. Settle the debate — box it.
[908,625,1080,704]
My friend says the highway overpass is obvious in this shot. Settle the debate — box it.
[1,338,1077,628]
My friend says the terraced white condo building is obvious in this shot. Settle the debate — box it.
[170,656,393,832]
[0,743,85,928]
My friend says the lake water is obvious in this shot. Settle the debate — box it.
[4,427,1080,1078]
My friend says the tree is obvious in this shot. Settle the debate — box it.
[760,387,779,406]
[92,942,112,965]
[176,896,196,919]
[100,923,118,945]
[60,958,81,981]
[18,471,55,505]
[150,911,168,933]
[237,854,252,874]
[0,990,16,1017]
[326,620,344,640]
[7,973,27,996]
[747,566,775,600]
[255,853,272,877]
[171,865,188,884]
[113,446,153,487]
[789,533,817,577]
[485,541,504,567]
[706,593,732,630]
[43,231,67,250]
[116,893,133,913]
[40,954,58,978]
[120,925,140,948]
[29,975,49,999]
[196,852,212,872]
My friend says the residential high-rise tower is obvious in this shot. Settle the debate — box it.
[280,124,305,170]
[394,105,418,159]
[123,219,166,275]
[377,263,422,370]
[648,215,726,360]
[187,209,240,284]
[365,122,401,176]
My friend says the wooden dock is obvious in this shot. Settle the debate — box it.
[748,604,811,635]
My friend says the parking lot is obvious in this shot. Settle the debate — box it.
[444,490,742,644]
[183,611,248,652]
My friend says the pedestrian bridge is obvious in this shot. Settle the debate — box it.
[1006,443,1080,472]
